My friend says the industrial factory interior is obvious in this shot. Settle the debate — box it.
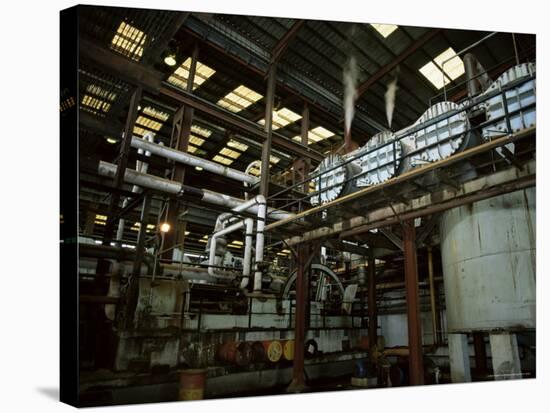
[63,4,536,406]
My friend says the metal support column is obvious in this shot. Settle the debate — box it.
[489,333,522,380]
[448,333,472,382]
[102,86,142,245]
[427,247,438,346]
[367,255,377,356]
[124,194,152,329]
[163,44,199,260]
[259,64,277,197]
[473,332,488,375]
[288,243,308,392]
[403,220,424,385]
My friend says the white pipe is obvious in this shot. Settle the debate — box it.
[97,161,294,221]
[116,133,154,242]
[208,220,246,277]
[241,218,254,289]
[253,195,267,292]
[131,136,259,185]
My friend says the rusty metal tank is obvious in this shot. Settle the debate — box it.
[440,188,535,332]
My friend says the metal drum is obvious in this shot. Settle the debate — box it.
[179,369,207,401]
[440,188,536,332]
[402,101,470,170]
[356,130,402,187]
[282,340,295,361]
[481,63,536,158]
[311,153,360,205]
[262,340,283,363]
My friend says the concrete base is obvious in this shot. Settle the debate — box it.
[489,333,522,380]
[448,333,472,382]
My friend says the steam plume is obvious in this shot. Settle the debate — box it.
[343,56,359,136]
[385,76,399,128]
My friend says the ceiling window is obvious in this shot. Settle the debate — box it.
[110,21,147,61]
[187,145,206,156]
[219,147,241,159]
[258,107,302,130]
[217,85,263,113]
[189,135,205,147]
[191,124,212,137]
[248,165,260,177]
[167,58,216,91]
[81,84,117,116]
[227,139,249,152]
[419,47,465,89]
[133,106,169,136]
[270,155,280,164]
[371,23,398,38]
[212,155,234,166]
[292,126,335,144]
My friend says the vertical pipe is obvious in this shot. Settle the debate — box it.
[427,247,438,346]
[259,64,277,197]
[289,244,307,392]
[403,220,424,385]
[367,256,377,356]
[253,198,267,291]
[240,218,254,289]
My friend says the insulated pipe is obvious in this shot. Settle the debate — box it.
[98,161,294,221]
[131,136,259,185]
[208,220,246,277]
[116,133,154,242]
[241,218,254,289]
[253,195,267,292]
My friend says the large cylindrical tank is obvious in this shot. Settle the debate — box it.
[440,188,535,332]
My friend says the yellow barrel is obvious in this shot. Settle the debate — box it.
[282,340,295,361]
[262,340,283,363]
[179,369,207,401]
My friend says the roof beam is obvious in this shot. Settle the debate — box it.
[144,12,190,65]
[271,20,305,66]
[159,84,324,162]
[79,37,163,92]
[79,38,323,163]
[356,28,442,98]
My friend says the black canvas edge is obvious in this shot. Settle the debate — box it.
[60,5,80,407]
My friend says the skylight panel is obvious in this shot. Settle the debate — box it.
[219,147,241,159]
[270,155,280,164]
[371,23,398,38]
[110,21,147,61]
[258,107,302,130]
[167,58,216,91]
[217,85,263,113]
[191,124,212,137]
[227,139,249,152]
[189,135,205,146]
[142,106,169,121]
[419,47,465,89]
[292,126,335,144]
[213,155,234,165]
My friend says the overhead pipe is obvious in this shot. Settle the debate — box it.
[131,136,259,185]
[116,132,154,242]
[98,161,294,221]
